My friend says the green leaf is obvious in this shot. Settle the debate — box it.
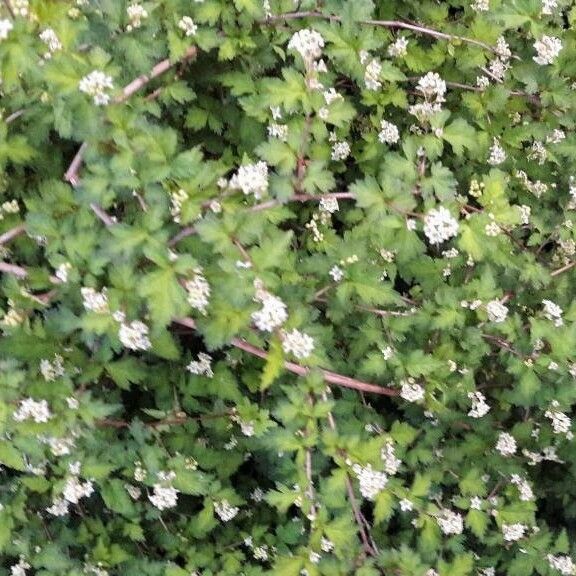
[139,268,189,326]
[443,119,477,157]
[101,479,137,516]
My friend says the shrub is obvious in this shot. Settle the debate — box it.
[1,0,576,575]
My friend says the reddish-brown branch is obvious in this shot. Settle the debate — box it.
[0,224,25,246]
[264,11,504,56]
[174,317,399,396]
[551,260,576,277]
[64,47,198,187]
[90,203,116,227]
[0,261,28,278]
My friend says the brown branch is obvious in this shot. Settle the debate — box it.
[321,391,377,557]
[90,203,116,227]
[0,261,28,278]
[0,223,25,246]
[550,260,576,277]
[5,109,24,124]
[168,226,197,246]
[97,410,232,429]
[264,11,504,56]
[173,317,398,396]
[2,0,14,19]
[64,46,198,187]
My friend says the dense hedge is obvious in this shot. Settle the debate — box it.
[2,0,576,574]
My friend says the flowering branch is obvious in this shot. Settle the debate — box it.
[174,317,399,397]
[264,11,503,56]
[0,223,25,246]
[64,46,198,187]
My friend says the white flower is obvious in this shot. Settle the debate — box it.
[13,398,52,423]
[471,0,489,12]
[352,463,388,500]
[63,476,94,504]
[45,436,75,456]
[468,391,490,418]
[381,345,394,360]
[528,140,547,165]
[323,88,342,105]
[40,354,65,381]
[81,287,109,314]
[436,509,464,535]
[287,29,324,63]
[79,70,114,106]
[547,128,566,144]
[185,269,211,314]
[169,188,187,222]
[400,379,425,403]
[486,300,508,323]
[399,498,413,511]
[0,19,13,41]
[533,35,562,65]
[309,551,321,564]
[496,432,517,457]
[252,293,288,332]
[381,441,401,475]
[329,265,344,282]
[229,161,269,199]
[364,58,382,91]
[319,196,339,213]
[387,37,408,57]
[66,396,79,410]
[379,120,400,144]
[55,262,72,283]
[547,554,576,575]
[502,523,527,541]
[126,3,148,30]
[542,299,563,326]
[423,207,459,245]
[10,557,30,576]
[510,474,534,501]
[268,123,288,141]
[214,499,240,521]
[408,101,442,123]
[39,28,62,58]
[187,352,214,378]
[470,496,483,510]
[282,328,315,359]
[119,320,151,351]
[545,402,573,438]
[417,72,447,102]
[10,0,28,16]
[518,205,531,224]
[47,497,69,517]
[149,484,179,510]
[178,16,197,36]
[488,138,506,165]
[331,141,351,161]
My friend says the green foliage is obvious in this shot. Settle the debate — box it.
[1,0,576,575]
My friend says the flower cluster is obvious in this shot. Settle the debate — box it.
[495,432,517,456]
[400,378,425,402]
[486,300,508,323]
[214,499,240,522]
[547,554,576,576]
[178,16,197,37]
[229,161,269,199]
[378,120,400,144]
[488,138,506,166]
[252,288,288,332]
[119,320,152,351]
[13,398,52,423]
[39,28,62,59]
[423,207,460,245]
[287,29,325,64]
[81,287,109,314]
[533,35,562,65]
[149,471,179,511]
[468,391,490,418]
[436,509,464,535]
[79,70,114,106]
[510,474,534,502]
[542,299,563,326]
[502,523,527,542]
[184,268,211,314]
[351,463,388,500]
[545,401,573,439]
[187,352,214,378]
[387,37,408,58]
[281,328,315,359]
[126,3,148,31]
[40,354,65,381]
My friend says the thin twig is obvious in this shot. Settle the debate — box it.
[89,203,116,227]
[322,391,377,556]
[550,260,576,277]
[0,261,28,278]
[0,223,25,245]
[5,109,24,124]
[173,317,398,396]
[2,0,14,19]
[264,11,504,57]
[168,226,197,246]
[63,47,198,187]
[97,411,232,429]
